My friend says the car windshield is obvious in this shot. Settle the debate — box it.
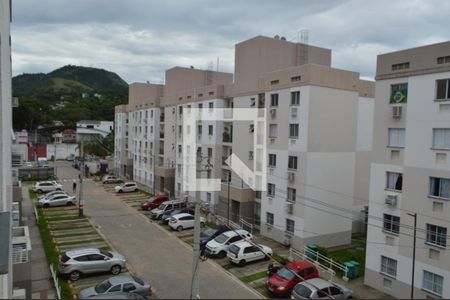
[276,267,296,281]
[228,244,240,255]
[60,254,70,263]
[95,280,112,293]
[214,233,229,244]
[294,284,313,298]
[202,228,218,237]
[99,249,113,258]
[158,204,166,210]
[147,197,156,203]
[132,276,145,286]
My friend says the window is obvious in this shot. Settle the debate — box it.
[109,285,122,292]
[432,128,450,150]
[391,62,410,71]
[198,103,203,109]
[329,286,343,296]
[287,188,296,203]
[270,80,279,85]
[207,148,213,159]
[198,93,203,97]
[436,79,450,100]
[386,172,402,191]
[288,156,298,170]
[206,192,211,204]
[187,105,191,112]
[267,183,275,197]
[248,151,254,160]
[208,125,213,135]
[291,91,300,106]
[289,124,299,138]
[291,75,301,82]
[286,219,295,234]
[429,177,450,199]
[209,102,214,109]
[269,124,278,138]
[266,212,274,225]
[423,270,443,296]
[437,56,450,64]
[426,224,447,247]
[383,214,400,234]
[123,283,136,292]
[390,83,408,104]
[197,125,202,135]
[270,94,279,107]
[179,106,183,114]
[388,128,405,148]
[380,256,397,277]
[268,154,276,167]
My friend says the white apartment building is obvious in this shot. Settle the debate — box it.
[364,42,450,298]
[115,36,374,249]
[0,0,13,297]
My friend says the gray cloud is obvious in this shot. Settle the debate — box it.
[11,0,450,83]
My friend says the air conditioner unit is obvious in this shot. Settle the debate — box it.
[392,106,402,119]
[291,107,298,117]
[287,171,295,182]
[270,108,277,117]
[283,235,291,246]
[385,194,398,206]
[286,202,294,214]
[12,202,19,211]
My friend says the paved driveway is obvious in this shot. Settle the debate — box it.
[55,161,260,299]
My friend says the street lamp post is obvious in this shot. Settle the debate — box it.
[407,212,417,299]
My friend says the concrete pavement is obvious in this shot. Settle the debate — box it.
[55,161,261,299]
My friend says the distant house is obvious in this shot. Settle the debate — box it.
[62,129,76,143]
[76,120,113,141]
[81,93,89,99]
[15,130,28,144]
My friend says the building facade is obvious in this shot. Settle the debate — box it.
[76,120,114,141]
[115,36,374,249]
[364,42,450,298]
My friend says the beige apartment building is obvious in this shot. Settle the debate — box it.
[365,42,450,298]
[115,35,374,248]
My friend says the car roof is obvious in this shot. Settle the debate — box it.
[124,182,136,185]
[65,248,101,257]
[222,229,249,237]
[172,213,192,218]
[299,278,334,290]
[108,275,136,285]
[286,260,316,271]
[230,240,252,248]
[162,199,185,204]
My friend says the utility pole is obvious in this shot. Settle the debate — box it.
[78,139,84,217]
[152,152,156,194]
[34,128,37,162]
[227,172,231,226]
[407,212,417,299]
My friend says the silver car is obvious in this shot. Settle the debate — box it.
[59,248,126,281]
[79,275,152,299]
[291,278,353,299]
[37,194,75,208]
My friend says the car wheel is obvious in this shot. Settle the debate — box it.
[56,188,62,191]
[66,201,73,206]
[177,226,183,232]
[69,270,81,281]
[118,190,123,193]
[37,189,43,194]
[43,203,50,208]
[218,251,227,258]
[110,265,122,275]
[346,296,353,299]
[134,188,138,192]
[238,260,246,267]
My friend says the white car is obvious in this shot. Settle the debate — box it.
[205,229,252,258]
[33,181,63,193]
[38,194,76,207]
[102,175,121,184]
[114,182,138,193]
[38,190,66,200]
[227,241,272,266]
[168,213,206,231]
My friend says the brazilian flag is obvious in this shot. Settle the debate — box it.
[390,84,408,104]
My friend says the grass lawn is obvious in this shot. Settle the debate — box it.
[272,252,288,265]
[240,271,268,283]
[327,242,366,277]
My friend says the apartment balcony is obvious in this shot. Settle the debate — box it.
[219,182,255,203]
[159,132,165,139]
[222,132,233,143]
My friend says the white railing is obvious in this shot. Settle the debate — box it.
[50,264,62,299]
[289,246,349,281]
[215,215,254,234]
[33,205,39,225]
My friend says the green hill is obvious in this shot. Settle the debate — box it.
[12,65,129,131]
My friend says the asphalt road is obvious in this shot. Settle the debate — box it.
[55,161,261,299]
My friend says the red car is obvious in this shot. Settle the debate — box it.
[140,195,169,211]
[265,260,319,296]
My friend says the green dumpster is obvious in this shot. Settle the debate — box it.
[349,260,360,277]
[306,244,317,260]
[344,261,356,279]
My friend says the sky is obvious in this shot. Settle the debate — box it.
[11,0,450,83]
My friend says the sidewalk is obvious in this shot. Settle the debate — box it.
[21,187,56,299]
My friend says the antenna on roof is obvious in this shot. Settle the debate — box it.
[297,29,309,66]
[206,61,213,85]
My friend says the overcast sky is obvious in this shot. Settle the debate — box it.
[11,0,450,83]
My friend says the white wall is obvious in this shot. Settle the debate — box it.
[46,143,78,160]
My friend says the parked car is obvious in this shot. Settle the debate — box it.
[58,248,126,281]
[66,154,75,161]
[86,292,146,299]
[291,278,353,299]
[78,275,152,299]
[22,161,33,168]
[114,182,138,193]
[140,194,169,211]
[227,241,272,266]
[199,225,229,250]
[168,213,206,231]
[162,208,194,225]
[102,175,121,184]
[265,261,319,297]
[205,229,252,258]
[33,181,63,193]
[38,190,66,200]
[151,199,187,220]
[37,194,75,208]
